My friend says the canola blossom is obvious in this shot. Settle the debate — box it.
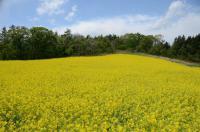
[0,54,200,131]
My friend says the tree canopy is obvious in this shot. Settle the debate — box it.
[0,25,200,62]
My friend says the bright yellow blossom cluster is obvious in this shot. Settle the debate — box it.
[0,54,200,131]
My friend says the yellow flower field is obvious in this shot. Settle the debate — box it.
[0,54,200,131]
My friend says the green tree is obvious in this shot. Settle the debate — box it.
[29,27,58,59]
[136,35,154,53]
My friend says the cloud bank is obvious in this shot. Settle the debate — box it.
[54,0,200,43]
[37,0,68,15]
[65,5,77,20]
[35,0,77,23]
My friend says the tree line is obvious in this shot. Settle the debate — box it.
[0,25,200,62]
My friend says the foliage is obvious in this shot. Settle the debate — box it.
[171,35,200,62]
[0,26,200,62]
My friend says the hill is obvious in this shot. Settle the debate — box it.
[0,54,200,131]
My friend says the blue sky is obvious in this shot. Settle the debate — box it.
[0,0,200,42]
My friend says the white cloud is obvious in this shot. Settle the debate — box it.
[65,5,77,20]
[153,0,187,29]
[54,15,157,36]
[54,0,200,43]
[29,17,39,22]
[37,0,67,15]
[154,13,200,42]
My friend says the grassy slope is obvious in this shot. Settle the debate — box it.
[0,54,200,131]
